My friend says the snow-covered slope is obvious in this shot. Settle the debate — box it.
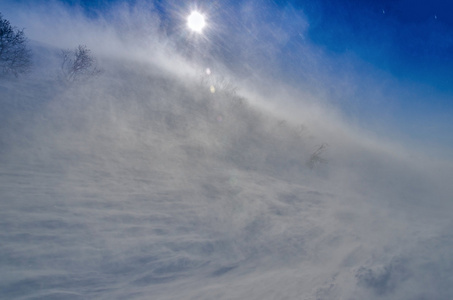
[1,56,453,300]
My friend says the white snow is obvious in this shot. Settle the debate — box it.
[1,56,453,299]
[1,2,453,299]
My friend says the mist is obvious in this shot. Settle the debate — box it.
[1,1,453,299]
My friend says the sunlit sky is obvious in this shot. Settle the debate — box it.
[2,0,453,155]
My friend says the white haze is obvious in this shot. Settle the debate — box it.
[1,1,453,299]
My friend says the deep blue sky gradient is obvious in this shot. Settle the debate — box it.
[59,0,453,89]
[294,0,453,90]
[49,0,453,91]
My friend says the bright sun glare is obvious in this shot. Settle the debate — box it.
[187,11,206,33]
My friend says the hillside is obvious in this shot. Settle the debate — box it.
[1,53,453,300]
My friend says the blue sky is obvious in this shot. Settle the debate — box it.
[297,0,453,90]
[57,0,452,88]
[2,0,453,154]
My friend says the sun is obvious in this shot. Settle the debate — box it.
[187,11,206,33]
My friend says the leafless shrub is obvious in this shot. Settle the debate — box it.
[0,13,32,77]
[308,143,328,169]
[60,45,102,82]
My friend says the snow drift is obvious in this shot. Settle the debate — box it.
[1,2,453,299]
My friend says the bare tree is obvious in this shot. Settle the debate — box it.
[61,45,101,82]
[0,13,32,77]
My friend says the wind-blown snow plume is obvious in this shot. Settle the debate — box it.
[1,1,453,299]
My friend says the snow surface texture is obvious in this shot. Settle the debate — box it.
[1,2,453,299]
[1,56,453,300]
